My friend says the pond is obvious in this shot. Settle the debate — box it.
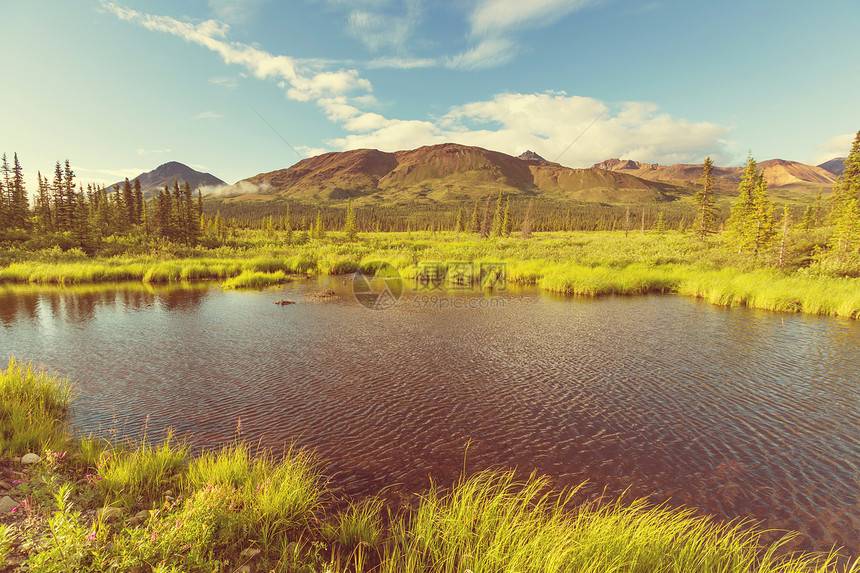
[1,278,859,555]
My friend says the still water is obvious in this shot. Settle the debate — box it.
[1,280,859,554]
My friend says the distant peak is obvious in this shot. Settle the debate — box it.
[518,150,547,162]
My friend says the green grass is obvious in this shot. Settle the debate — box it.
[0,357,73,457]
[2,230,858,318]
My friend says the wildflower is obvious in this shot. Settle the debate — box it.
[88,531,97,541]
[151,532,157,541]
[12,480,20,484]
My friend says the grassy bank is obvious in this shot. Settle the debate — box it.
[2,360,858,572]
[1,231,859,318]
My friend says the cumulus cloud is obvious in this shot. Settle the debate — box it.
[329,91,731,167]
[810,132,854,165]
[450,0,596,69]
[103,1,371,108]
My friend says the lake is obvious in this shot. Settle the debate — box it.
[1,278,859,555]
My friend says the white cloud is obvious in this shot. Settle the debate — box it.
[194,111,224,119]
[366,56,436,69]
[136,148,173,155]
[447,38,517,70]
[451,0,596,69]
[103,2,371,104]
[199,180,273,196]
[810,132,854,165]
[329,91,731,167]
[209,75,239,88]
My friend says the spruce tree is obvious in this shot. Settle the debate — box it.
[725,153,758,253]
[521,198,534,239]
[502,196,511,236]
[455,207,463,238]
[480,196,492,238]
[343,198,357,241]
[491,190,504,237]
[470,200,479,233]
[828,130,860,253]
[694,157,717,241]
[134,179,144,225]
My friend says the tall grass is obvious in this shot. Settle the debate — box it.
[0,357,72,456]
[382,471,853,573]
[222,269,288,289]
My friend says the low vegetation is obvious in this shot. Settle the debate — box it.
[2,360,859,572]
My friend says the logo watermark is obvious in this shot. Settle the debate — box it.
[352,260,507,311]
[352,261,404,310]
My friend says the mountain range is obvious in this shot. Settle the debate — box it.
[122,145,847,207]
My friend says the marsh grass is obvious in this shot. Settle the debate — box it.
[3,231,858,318]
[0,357,72,456]
[221,269,288,289]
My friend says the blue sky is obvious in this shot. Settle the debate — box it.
[1,0,858,190]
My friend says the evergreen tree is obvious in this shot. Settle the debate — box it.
[455,207,463,238]
[750,174,776,258]
[480,196,492,238]
[314,211,325,239]
[343,198,357,241]
[776,206,792,268]
[694,157,717,240]
[502,196,512,236]
[134,179,144,225]
[521,198,534,239]
[491,190,504,237]
[469,200,479,233]
[656,211,665,234]
[35,172,53,232]
[725,153,759,253]
[624,206,631,237]
[828,130,860,253]
[122,178,134,228]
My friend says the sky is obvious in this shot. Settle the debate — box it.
[1,0,858,191]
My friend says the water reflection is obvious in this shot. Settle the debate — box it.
[1,280,858,556]
[0,282,211,326]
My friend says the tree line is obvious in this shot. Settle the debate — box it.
[0,155,210,250]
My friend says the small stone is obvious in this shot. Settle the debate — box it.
[163,490,173,496]
[274,299,295,305]
[234,566,251,573]
[0,495,19,513]
[21,453,41,465]
[129,509,151,526]
[240,547,261,561]
[97,506,124,522]
[0,480,11,490]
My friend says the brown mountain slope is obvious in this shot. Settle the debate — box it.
[818,157,846,177]
[239,143,683,204]
[593,157,836,194]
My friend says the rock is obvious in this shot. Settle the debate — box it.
[129,509,151,526]
[0,496,19,513]
[308,289,337,299]
[0,480,11,490]
[10,457,21,464]
[274,299,295,305]
[97,506,124,522]
[21,453,41,465]
[163,490,173,496]
[233,566,251,573]
[240,547,262,561]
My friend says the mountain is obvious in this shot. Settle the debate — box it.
[237,143,685,204]
[592,157,837,194]
[818,157,846,177]
[517,150,549,162]
[108,161,226,198]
